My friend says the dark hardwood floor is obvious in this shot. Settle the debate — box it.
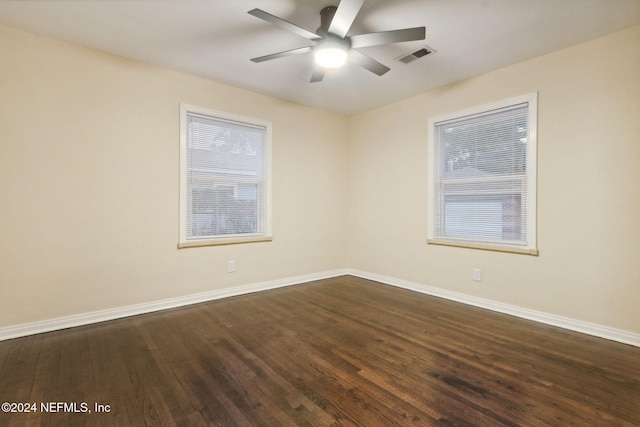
[1,275,638,426]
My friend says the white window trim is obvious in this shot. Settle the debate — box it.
[427,93,538,255]
[178,103,272,248]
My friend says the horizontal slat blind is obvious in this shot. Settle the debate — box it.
[186,112,266,240]
[433,103,529,246]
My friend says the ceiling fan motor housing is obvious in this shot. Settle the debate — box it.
[314,6,352,68]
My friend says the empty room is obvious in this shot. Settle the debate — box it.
[1,0,639,426]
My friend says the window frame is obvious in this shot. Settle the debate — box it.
[427,93,538,255]
[178,104,272,248]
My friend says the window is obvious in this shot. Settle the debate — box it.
[427,93,538,255]
[179,104,271,248]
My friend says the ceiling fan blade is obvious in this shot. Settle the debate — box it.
[350,27,426,48]
[248,8,319,40]
[310,69,325,83]
[349,49,390,76]
[250,46,312,63]
[328,0,365,38]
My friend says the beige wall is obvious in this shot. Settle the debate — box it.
[348,25,640,333]
[0,25,349,327]
[1,22,639,336]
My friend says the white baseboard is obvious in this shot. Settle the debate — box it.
[2,268,638,348]
[0,269,348,342]
[347,269,640,348]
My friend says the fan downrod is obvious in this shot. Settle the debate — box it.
[318,6,338,36]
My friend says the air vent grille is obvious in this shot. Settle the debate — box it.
[397,46,436,64]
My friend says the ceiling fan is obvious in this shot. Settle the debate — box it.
[248,0,426,82]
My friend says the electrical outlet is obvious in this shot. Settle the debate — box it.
[472,268,482,282]
[227,260,236,273]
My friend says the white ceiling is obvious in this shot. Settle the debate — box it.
[1,0,639,115]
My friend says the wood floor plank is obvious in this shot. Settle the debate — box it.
[1,275,639,426]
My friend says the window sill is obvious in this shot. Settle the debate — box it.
[426,239,539,256]
[178,235,273,249]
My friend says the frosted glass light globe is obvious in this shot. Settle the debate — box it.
[314,44,348,68]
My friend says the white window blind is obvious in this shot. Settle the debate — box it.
[428,94,537,254]
[179,105,271,247]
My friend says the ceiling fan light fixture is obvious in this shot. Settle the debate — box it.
[314,42,348,68]
[249,0,427,81]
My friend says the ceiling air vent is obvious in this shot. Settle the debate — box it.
[397,46,436,64]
